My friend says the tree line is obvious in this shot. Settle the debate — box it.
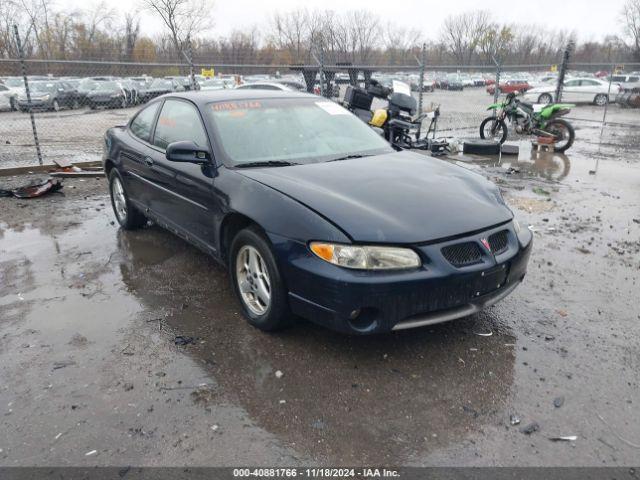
[1,0,639,67]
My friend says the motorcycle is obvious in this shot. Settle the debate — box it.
[342,80,441,152]
[479,92,576,152]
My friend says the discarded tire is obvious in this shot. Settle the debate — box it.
[463,139,501,155]
[500,144,520,156]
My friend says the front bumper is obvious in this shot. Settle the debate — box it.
[17,99,52,109]
[272,222,532,334]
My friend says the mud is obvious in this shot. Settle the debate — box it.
[0,140,639,466]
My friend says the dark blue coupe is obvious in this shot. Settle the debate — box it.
[103,90,532,334]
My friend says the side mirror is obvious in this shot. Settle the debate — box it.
[166,141,210,164]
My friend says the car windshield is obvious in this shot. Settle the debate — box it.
[30,82,56,93]
[203,79,225,87]
[207,98,393,165]
[151,79,172,88]
[79,79,99,91]
[95,81,119,90]
[5,78,24,87]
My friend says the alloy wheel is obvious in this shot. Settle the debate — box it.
[236,245,271,315]
[112,176,127,222]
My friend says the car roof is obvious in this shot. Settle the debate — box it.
[161,89,316,106]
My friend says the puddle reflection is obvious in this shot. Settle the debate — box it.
[115,227,517,463]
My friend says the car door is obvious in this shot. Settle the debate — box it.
[147,98,217,250]
[562,79,582,102]
[119,101,162,208]
[579,79,602,102]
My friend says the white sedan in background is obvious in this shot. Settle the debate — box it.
[523,77,620,106]
[0,84,14,110]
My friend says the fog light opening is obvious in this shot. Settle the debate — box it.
[347,307,379,333]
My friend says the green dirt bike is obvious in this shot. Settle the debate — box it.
[479,92,576,152]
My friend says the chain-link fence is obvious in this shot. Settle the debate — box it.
[1,34,639,169]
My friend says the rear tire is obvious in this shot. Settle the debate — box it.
[479,117,508,144]
[229,227,292,332]
[9,97,16,111]
[546,119,575,153]
[109,170,147,230]
[52,99,60,112]
[538,93,553,104]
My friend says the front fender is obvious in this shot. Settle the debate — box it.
[215,168,351,247]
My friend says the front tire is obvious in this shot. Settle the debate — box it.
[9,97,16,111]
[594,94,608,106]
[109,170,147,230]
[546,119,575,153]
[229,227,291,332]
[479,117,508,144]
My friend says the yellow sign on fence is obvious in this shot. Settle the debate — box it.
[201,68,215,78]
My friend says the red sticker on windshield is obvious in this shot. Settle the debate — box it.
[212,101,262,111]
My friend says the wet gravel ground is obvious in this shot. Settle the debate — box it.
[0,139,639,466]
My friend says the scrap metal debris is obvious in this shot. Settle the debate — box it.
[520,422,540,435]
[553,396,565,408]
[174,335,196,346]
[474,331,493,337]
[52,360,76,370]
[510,414,521,426]
[0,178,63,199]
[549,436,577,442]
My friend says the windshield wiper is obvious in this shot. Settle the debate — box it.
[235,160,300,168]
[326,154,374,163]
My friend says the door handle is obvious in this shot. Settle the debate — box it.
[144,156,154,167]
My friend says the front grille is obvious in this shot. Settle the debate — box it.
[441,242,482,267]
[488,230,509,255]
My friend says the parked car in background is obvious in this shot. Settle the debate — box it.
[2,77,27,110]
[76,78,101,105]
[86,81,128,109]
[139,78,185,102]
[445,74,464,91]
[487,79,531,95]
[236,81,303,91]
[471,76,486,87]
[118,79,140,105]
[17,81,80,111]
[200,79,228,91]
[164,76,193,91]
[608,74,640,91]
[523,77,620,106]
[0,84,13,111]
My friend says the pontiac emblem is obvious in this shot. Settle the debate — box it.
[480,238,491,252]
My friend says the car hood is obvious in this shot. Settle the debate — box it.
[237,151,513,243]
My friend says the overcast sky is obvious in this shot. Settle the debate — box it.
[62,0,626,42]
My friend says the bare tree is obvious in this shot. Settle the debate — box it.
[439,10,492,64]
[141,0,214,55]
[123,12,141,60]
[621,0,640,60]
[478,23,513,63]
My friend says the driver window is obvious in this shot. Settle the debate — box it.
[153,100,208,150]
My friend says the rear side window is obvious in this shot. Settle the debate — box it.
[130,103,160,142]
[153,100,208,150]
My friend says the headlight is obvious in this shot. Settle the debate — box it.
[310,242,421,270]
[513,218,521,234]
